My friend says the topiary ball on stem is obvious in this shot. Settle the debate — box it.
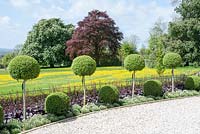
[71,55,96,76]
[71,55,96,106]
[163,52,182,92]
[124,54,145,97]
[8,55,40,80]
[0,106,3,124]
[143,80,163,97]
[8,55,40,120]
[98,85,119,104]
[163,52,182,68]
[124,54,145,71]
[45,92,70,116]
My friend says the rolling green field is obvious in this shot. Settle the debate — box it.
[0,66,199,94]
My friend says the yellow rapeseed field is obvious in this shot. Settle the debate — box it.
[0,66,199,94]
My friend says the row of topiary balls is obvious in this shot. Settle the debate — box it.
[45,75,200,116]
[45,79,163,116]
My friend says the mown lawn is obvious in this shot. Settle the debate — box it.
[0,66,199,94]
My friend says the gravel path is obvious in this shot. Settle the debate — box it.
[28,97,200,134]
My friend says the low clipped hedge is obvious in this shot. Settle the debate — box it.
[98,85,119,104]
[45,92,70,116]
[143,80,163,97]
[185,76,200,91]
[0,105,3,125]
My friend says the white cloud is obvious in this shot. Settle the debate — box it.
[9,0,40,8]
[5,0,175,48]
[0,16,23,49]
[0,16,11,26]
[59,0,174,47]
[33,5,65,20]
[9,0,29,8]
[0,16,20,31]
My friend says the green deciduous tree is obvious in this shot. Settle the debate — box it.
[21,18,74,67]
[8,55,40,120]
[147,19,167,75]
[1,53,15,69]
[119,40,137,66]
[168,0,200,66]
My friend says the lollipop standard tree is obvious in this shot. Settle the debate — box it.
[8,55,40,120]
[71,55,96,105]
[124,54,145,97]
[163,52,182,92]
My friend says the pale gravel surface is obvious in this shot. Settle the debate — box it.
[28,97,200,134]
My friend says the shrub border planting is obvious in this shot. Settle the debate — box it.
[21,91,200,134]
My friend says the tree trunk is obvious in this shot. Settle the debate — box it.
[50,63,54,68]
[22,80,26,120]
[82,76,86,106]
[171,68,174,92]
[132,71,136,98]
[95,56,100,67]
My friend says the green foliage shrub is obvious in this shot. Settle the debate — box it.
[143,80,163,97]
[163,52,182,68]
[8,55,40,80]
[6,119,22,133]
[78,103,101,114]
[10,128,21,134]
[7,119,22,128]
[0,119,22,134]
[71,104,81,116]
[163,90,199,99]
[193,62,199,68]
[113,103,120,107]
[105,103,114,108]
[46,114,59,122]
[120,96,155,106]
[71,55,96,76]
[124,54,145,71]
[185,76,200,91]
[23,115,51,130]
[99,105,107,110]
[45,92,70,116]
[80,106,90,114]
[98,85,119,104]
[86,103,100,112]
[72,104,81,111]
[1,129,10,134]
[57,115,66,120]
[65,111,73,118]
[0,105,3,124]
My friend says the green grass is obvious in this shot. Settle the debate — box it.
[0,66,199,94]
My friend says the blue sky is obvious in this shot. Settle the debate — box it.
[0,0,175,49]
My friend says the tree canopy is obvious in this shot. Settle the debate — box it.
[66,10,123,66]
[21,18,74,67]
[119,40,137,61]
[1,53,15,69]
[168,0,200,66]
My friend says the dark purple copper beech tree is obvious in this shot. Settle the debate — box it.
[66,10,123,66]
